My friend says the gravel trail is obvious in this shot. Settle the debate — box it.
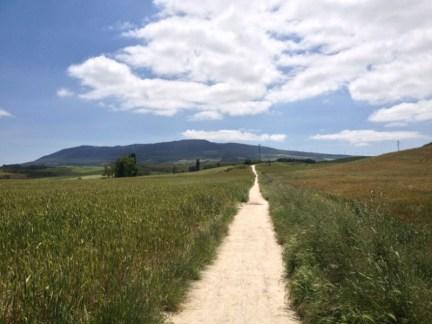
[169,165,300,324]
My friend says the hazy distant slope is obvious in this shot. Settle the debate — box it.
[29,140,350,166]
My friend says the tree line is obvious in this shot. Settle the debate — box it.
[103,154,202,178]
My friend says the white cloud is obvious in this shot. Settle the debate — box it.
[0,109,13,118]
[369,100,432,125]
[311,129,427,146]
[68,55,270,117]
[66,0,432,119]
[190,111,223,121]
[56,88,74,97]
[348,55,432,104]
[182,129,287,142]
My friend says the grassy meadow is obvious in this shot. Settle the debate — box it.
[263,144,432,223]
[0,165,104,180]
[257,145,432,323]
[0,166,252,323]
[0,161,230,180]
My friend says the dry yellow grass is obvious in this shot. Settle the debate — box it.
[260,144,432,223]
[257,148,432,323]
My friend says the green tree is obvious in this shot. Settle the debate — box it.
[114,154,138,177]
[189,159,201,172]
[130,153,137,164]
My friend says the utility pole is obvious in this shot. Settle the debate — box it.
[397,140,400,152]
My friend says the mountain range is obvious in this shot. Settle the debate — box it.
[28,140,351,166]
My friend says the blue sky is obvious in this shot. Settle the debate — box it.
[1,0,431,164]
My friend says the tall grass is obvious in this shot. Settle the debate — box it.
[0,167,252,323]
[258,165,432,323]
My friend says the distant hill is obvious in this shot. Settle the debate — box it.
[27,140,350,166]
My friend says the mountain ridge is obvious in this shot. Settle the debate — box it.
[28,139,352,166]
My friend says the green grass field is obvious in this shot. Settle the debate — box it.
[0,166,252,323]
[0,162,230,180]
[0,165,104,179]
[257,146,432,323]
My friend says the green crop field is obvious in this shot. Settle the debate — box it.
[257,145,432,323]
[0,166,252,323]
[0,165,105,180]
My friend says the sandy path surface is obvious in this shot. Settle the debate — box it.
[169,165,300,324]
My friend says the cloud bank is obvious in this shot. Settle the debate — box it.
[65,0,432,123]
[182,129,286,142]
[369,100,432,125]
[312,130,427,146]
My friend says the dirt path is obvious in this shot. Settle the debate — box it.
[169,165,300,324]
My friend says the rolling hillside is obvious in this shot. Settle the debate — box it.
[257,145,432,324]
[27,140,350,166]
[259,143,432,222]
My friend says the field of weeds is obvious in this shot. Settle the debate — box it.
[0,166,252,323]
[257,151,432,323]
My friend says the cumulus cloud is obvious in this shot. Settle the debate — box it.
[182,129,287,142]
[0,109,13,118]
[68,55,269,116]
[56,88,74,97]
[369,100,432,125]
[190,111,223,121]
[66,0,432,119]
[311,130,427,146]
